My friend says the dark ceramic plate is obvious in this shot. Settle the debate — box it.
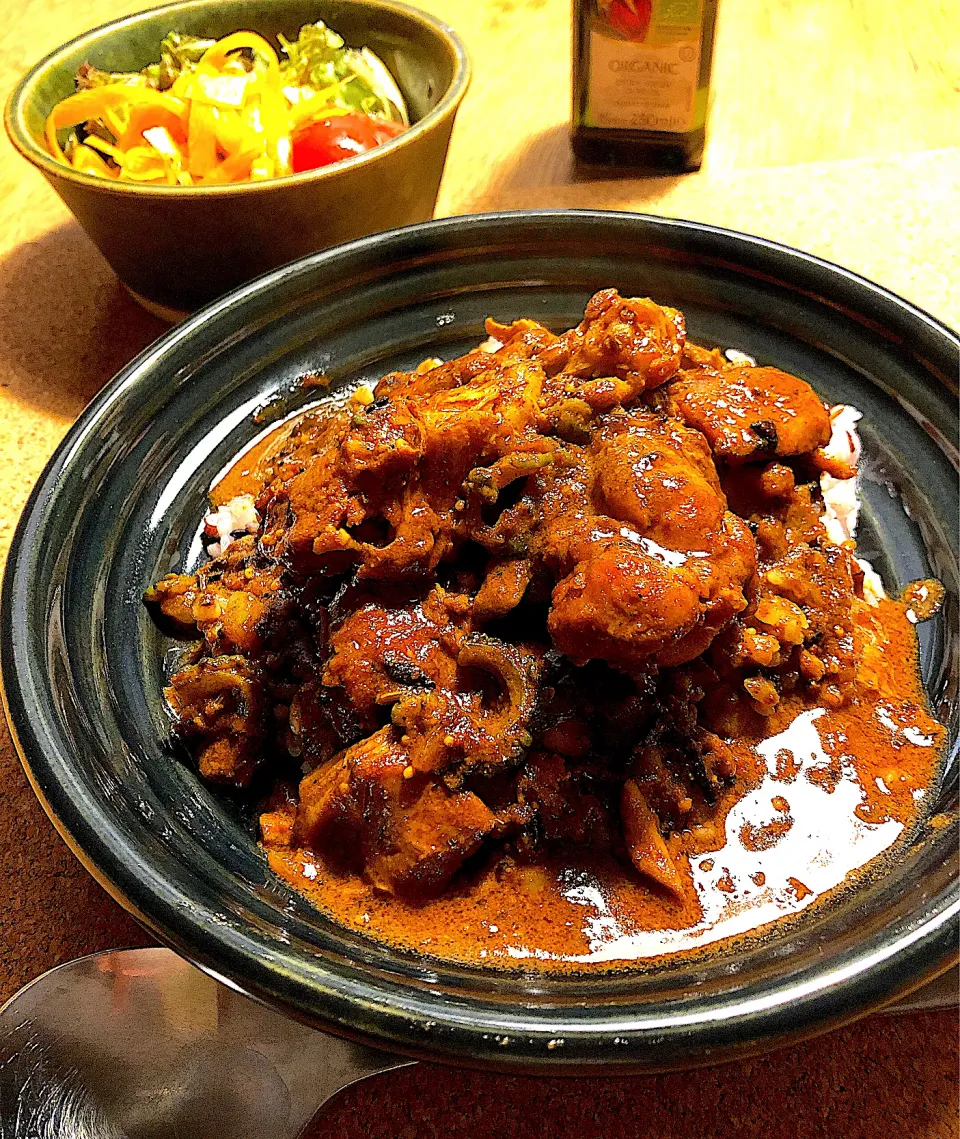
[3,211,958,1072]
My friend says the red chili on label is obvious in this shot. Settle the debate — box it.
[606,0,652,41]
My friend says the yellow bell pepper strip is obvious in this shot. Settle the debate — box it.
[118,145,170,182]
[141,126,188,184]
[201,148,257,184]
[169,70,196,101]
[196,31,281,75]
[81,134,124,164]
[249,153,275,180]
[258,79,292,176]
[45,86,188,159]
[210,106,246,157]
[287,79,353,130]
[114,103,187,152]
[186,98,218,177]
[70,143,117,177]
[102,104,129,140]
[198,31,291,176]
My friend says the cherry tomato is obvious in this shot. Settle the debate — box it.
[291,113,405,172]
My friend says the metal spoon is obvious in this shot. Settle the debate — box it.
[0,948,955,1138]
[0,948,412,1139]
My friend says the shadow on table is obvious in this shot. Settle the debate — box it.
[464,123,690,213]
[0,222,168,420]
[0,713,152,1003]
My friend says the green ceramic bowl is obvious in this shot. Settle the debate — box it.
[4,0,469,315]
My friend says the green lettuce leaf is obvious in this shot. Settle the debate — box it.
[277,21,345,89]
[75,60,153,90]
[75,32,215,93]
[149,32,218,89]
[278,21,408,124]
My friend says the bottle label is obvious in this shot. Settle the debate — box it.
[586,0,704,134]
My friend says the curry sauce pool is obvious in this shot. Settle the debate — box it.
[268,615,942,969]
[145,289,946,971]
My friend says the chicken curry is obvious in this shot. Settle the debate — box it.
[146,290,945,969]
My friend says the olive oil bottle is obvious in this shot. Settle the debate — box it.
[572,0,719,172]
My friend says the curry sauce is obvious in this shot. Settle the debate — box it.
[266,597,942,970]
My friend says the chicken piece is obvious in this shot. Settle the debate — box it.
[322,587,466,723]
[592,413,725,551]
[264,411,439,580]
[363,353,547,480]
[473,558,533,622]
[516,752,612,850]
[145,572,200,635]
[291,752,363,869]
[256,409,354,564]
[668,365,831,464]
[281,679,344,769]
[542,289,686,397]
[145,536,281,653]
[531,409,756,669]
[376,318,554,404]
[376,349,498,404]
[721,463,798,516]
[365,782,495,896]
[262,353,549,582]
[294,727,495,897]
[628,725,739,835]
[166,656,265,787]
[482,316,559,359]
[548,539,704,668]
[680,341,726,371]
[323,580,541,779]
[548,508,757,670]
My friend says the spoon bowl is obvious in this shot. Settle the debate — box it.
[0,947,411,1139]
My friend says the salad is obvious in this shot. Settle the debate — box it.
[45,21,410,185]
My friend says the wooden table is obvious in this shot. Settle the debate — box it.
[1,1,958,1135]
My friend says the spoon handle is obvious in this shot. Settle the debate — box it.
[0,947,413,1139]
[883,964,959,1015]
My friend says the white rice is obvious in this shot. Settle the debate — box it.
[819,405,863,546]
[818,404,884,605]
[204,493,260,557]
